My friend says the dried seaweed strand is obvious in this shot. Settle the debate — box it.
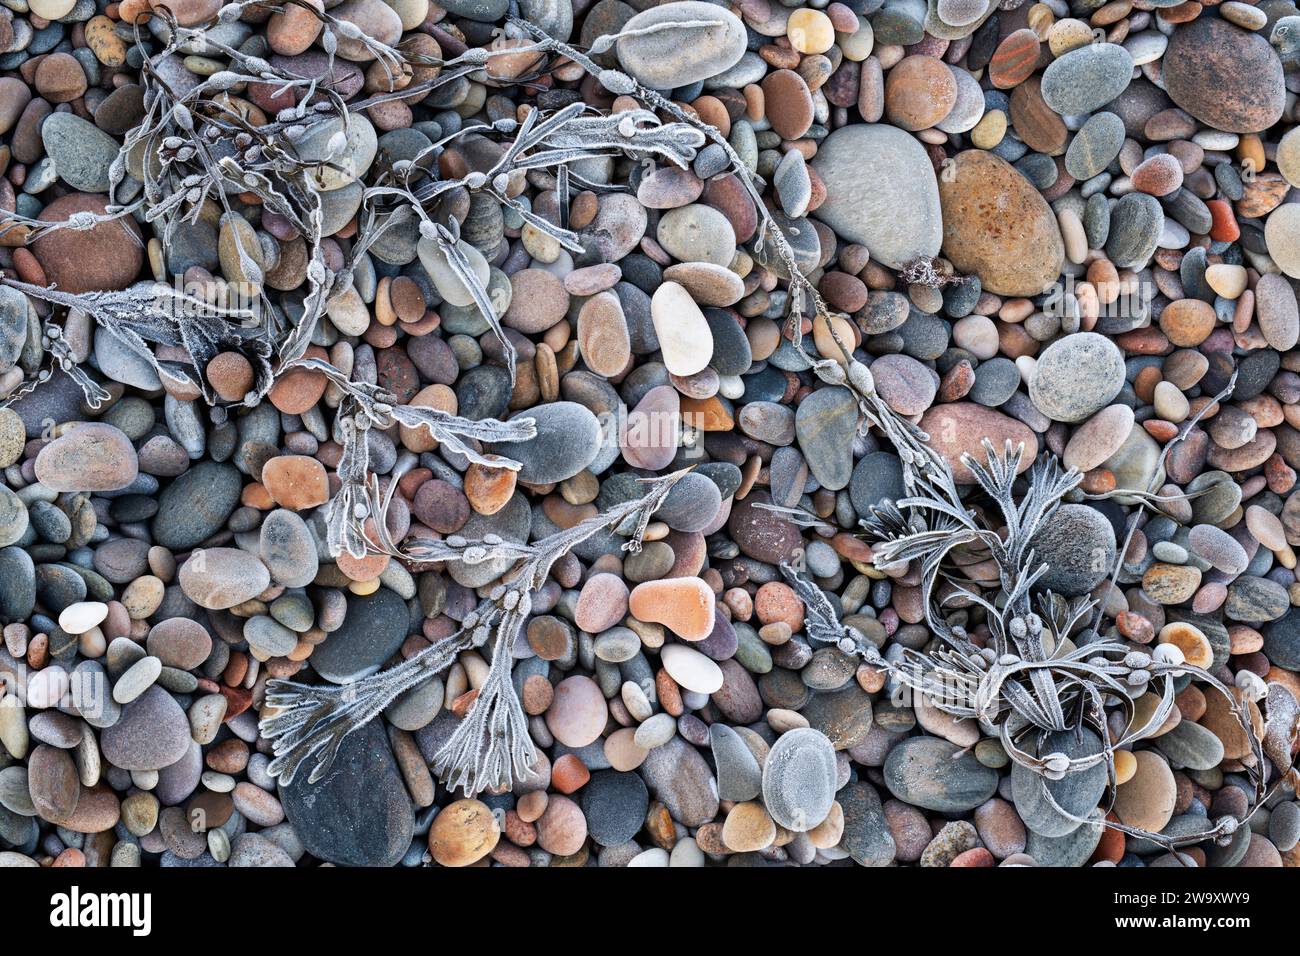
[261,468,693,792]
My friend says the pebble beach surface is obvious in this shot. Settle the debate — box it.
[0,0,1297,871]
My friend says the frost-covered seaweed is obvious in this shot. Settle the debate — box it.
[262,468,693,793]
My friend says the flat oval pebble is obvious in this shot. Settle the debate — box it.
[1040,43,1133,116]
[660,643,724,694]
[884,737,999,813]
[938,151,1064,296]
[762,727,838,832]
[917,403,1038,483]
[545,676,608,748]
[1162,18,1285,134]
[812,124,942,270]
[650,282,714,377]
[35,423,138,493]
[178,548,270,611]
[615,1,746,89]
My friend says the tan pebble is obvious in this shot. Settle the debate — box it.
[970,109,1006,150]
[260,455,329,511]
[1114,750,1176,833]
[806,801,844,849]
[428,799,500,867]
[1204,263,1247,299]
[517,790,548,823]
[1158,621,1213,669]
[464,457,517,516]
[1113,749,1137,786]
[722,801,776,852]
[604,727,649,771]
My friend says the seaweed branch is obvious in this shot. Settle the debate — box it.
[262,467,693,792]
[792,435,1297,853]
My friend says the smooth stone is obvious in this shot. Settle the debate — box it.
[152,462,243,551]
[580,770,648,847]
[661,643,724,694]
[1025,812,1104,867]
[650,281,714,377]
[839,782,896,866]
[938,150,1064,297]
[1040,43,1133,115]
[1062,404,1134,472]
[1114,750,1176,833]
[1156,719,1225,772]
[40,112,120,192]
[801,683,873,750]
[1105,192,1164,269]
[417,235,490,307]
[727,492,805,563]
[1029,332,1125,423]
[709,723,762,802]
[636,735,718,827]
[883,737,998,813]
[439,0,508,20]
[656,204,736,267]
[0,287,26,376]
[1162,17,1285,134]
[794,386,858,490]
[576,292,632,378]
[99,686,191,772]
[762,727,838,832]
[615,1,746,89]
[1065,111,1126,181]
[489,402,600,485]
[1264,609,1300,670]
[1266,204,1300,280]
[178,548,270,611]
[1225,575,1290,624]
[32,194,144,294]
[146,618,212,671]
[620,385,680,471]
[871,354,937,416]
[850,451,906,518]
[35,423,138,493]
[310,588,409,684]
[293,113,377,192]
[1255,274,1299,351]
[546,675,608,748]
[1104,425,1165,505]
[445,493,531,590]
[279,721,413,867]
[1187,524,1248,576]
[811,124,942,270]
[655,473,721,534]
[1011,728,1108,837]
[258,509,319,588]
[1028,504,1116,597]
[0,486,26,547]
[917,403,1038,484]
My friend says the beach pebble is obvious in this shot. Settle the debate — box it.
[762,727,838,832]
[1029,333,1125,423]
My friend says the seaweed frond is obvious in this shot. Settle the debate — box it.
[262,468,693,793]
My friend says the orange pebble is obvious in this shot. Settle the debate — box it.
[754,581,806,631]
[550,753,591,794]
[1207,199,1240,243]
[629,578,716,641]
[52,848,86,867]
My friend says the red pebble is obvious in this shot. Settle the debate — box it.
[1207,199,1240,242]
[1090,818,1126,864]
[950,847,995,867]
